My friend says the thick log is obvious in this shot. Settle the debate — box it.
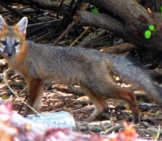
[79,10,162,52]
[86,0,154,29]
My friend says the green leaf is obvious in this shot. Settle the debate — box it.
[144,30,151,39]
[91,8,99,13]
[149,24,155,31]
[160,6,162,12]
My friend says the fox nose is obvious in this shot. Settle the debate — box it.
[3,52,13,58]
[3,44,15,57]
[8,53,13,57]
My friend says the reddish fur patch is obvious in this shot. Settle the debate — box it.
[7,25,27,69]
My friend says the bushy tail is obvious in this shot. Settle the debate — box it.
[105,54,162,107]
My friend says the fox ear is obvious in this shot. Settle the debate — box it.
[16,17,28,34]
[0,15,7,30]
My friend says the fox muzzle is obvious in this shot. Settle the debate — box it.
[3,43,16,58]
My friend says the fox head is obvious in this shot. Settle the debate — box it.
[0,16,28,58]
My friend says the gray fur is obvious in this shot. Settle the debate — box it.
[17,41,162,107]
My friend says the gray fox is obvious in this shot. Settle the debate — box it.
[0,16,162,123]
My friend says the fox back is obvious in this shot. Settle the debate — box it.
[0,16,110,84]
[0,17,89,82]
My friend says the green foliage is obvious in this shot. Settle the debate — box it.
[144,24,155,39]
[149,25,155,31]
[160,6,162,12]
[91,7,99,13]
[144,30,151,39]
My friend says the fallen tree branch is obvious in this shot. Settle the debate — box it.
[100,43,138,54]
[78,10,162,52]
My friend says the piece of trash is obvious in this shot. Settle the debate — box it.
[26,111,76,130]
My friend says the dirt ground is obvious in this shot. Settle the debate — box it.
[0,68,162,140]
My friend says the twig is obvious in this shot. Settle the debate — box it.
[0,74,39,114]
[11,86,28,103]
[53,20,76,45]
[104,124,124,134]
[69,26,90,47]
[77,29,107,47]
[154,124,161,141]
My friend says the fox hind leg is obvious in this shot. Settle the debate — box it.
[86,66,140,123]
[80,83,108,121]
[108,87,140,123]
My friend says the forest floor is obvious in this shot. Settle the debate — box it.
[0,68,162,140]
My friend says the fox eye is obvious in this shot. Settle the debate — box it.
[14,41,19,46]
[1,40,7,45]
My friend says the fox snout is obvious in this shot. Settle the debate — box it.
[4,46,15,57]
[1,40,19,58]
